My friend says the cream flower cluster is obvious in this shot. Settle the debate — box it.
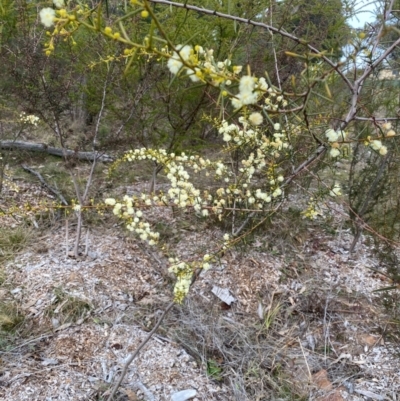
[39,3,81,55]
[219,116,290,154]
[53,0,65,9]
[365,122,395,156]
[39,8,56,27]
[382,122,396,138]
[104,196,160,245]
[214,117,289,210]
[231,75,258,109]
[119,126,287,225]
[329,183,342,197]
[168,259,193,303]
[165,44,288,113]
[166,45,238,85]
[39,0,68,27]
[325,128,348,158]
[20,112,40,126]
[302,199,323,220]
[167,45,193,75]
[124,148,213,214]
[370,140,387,155]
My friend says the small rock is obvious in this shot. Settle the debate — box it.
[87,251,98,260]
[41,358,59,366]
[354,389,385,400]
[171,389,197,401]
[115,302,128,311]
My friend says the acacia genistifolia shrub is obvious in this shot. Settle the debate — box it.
[31,0,400,303]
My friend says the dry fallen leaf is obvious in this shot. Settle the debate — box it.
[312,369,332,390]
[360,334,380,347]
[121,388,138,401]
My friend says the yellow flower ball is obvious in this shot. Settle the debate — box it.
[141,10,149,18]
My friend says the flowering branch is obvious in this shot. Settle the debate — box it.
[146,0,354,91]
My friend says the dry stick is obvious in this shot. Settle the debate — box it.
[370,0,395,57]
[22,164,68,206]
[84,229,90,256]
[298,338,312,382]
[106,301,175,401]
[354,116,400,122]
[65,219,69,258]
[71,176,84,258]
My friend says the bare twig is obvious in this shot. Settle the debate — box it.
[370,0,395,56]
[354,116,400,121]
[22,164,68,206]
[71,176,83,258]
[84,229,90,256]
[65,219,69,258]
[106,301,175,401]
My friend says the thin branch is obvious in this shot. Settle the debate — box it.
[354,116,400,121]
[370,0,395,56]
[22,164,68,206]
[65,219,69,258]
[358,36,400,85]
[284,145,327,186]
[146,0,354,91]
[84,70,110,201]
[106,301,175,401]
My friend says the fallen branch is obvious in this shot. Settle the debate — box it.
[0,141,114,163]
[22,164,69,206]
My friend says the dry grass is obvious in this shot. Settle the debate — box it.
[162,295,318,400]
[45,287,92,325]
[0,226,29,348]
[0,226,32,264]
